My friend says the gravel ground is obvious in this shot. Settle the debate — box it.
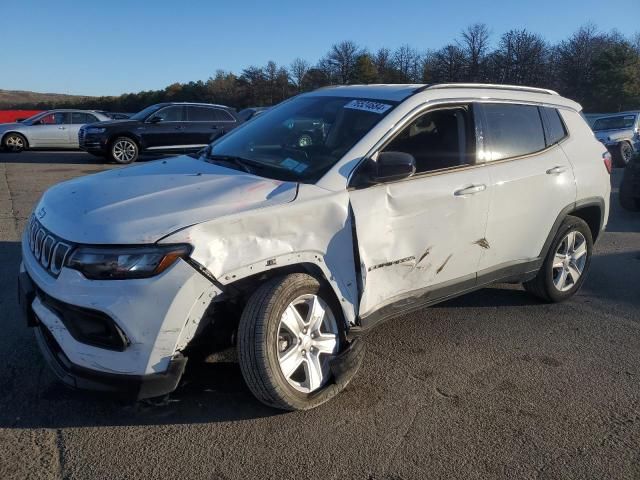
[0,151,639,480]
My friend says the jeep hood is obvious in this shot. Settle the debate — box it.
[36,155,298,244]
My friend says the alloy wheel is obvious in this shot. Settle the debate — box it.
[112,139,136,163]
[277,294,340,393]
[552,230,588,292]
[5,135,25,152]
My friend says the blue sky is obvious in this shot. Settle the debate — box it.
[1,0,638,96]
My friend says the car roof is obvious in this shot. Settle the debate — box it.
[154,102,232,109]
[43,109,106,113]
[308,83,581,111]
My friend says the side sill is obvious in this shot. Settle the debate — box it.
[354,259,541,334]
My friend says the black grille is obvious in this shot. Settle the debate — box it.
[78,128,85,145]
[27,216,73,277]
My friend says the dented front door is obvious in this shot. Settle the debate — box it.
[349,167,491,317]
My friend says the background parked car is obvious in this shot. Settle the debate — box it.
[591,111,640,166]
[95,110,132,120]
[79,102,241,163]
[620,152,640,211]
[237,107,269,123]
[0,109,111,152]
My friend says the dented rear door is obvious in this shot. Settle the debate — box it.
[349,167,491,317]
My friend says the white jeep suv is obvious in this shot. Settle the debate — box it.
[19,84,611,410]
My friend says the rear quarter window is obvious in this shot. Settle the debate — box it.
[541,107,568,146]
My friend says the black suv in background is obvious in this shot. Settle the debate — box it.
[79,102,241,163]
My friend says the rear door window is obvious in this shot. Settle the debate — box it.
[71,112,99,124]
[187,106,217,122]
[481,103,546,161]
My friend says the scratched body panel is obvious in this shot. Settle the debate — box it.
[163,184,359,325]
[349,166,491,316]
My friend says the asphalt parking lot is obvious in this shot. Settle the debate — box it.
[0,151,639,480]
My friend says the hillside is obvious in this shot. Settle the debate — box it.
[0,89,95,108]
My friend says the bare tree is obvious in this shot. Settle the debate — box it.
[392,45,423,82]
[373,48,397,82]
[325,40,362,84]
[459,23,491,81]
[289,57,310,91]
[426,45,466,82]
[552,24,610,107]
[492,29,549,86]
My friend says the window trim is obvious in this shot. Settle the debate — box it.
[345,97,575,189]
[348,101,483,188]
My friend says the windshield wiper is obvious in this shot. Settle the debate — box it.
[205,154,257,174]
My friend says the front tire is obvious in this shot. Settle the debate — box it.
[109,137,138,164]
[238,273,349,410]
[524,216,593,302]
[3,133,27,153]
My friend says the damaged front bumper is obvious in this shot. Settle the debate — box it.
[20,238,222,400]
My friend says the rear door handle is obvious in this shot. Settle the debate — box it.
[454,184,486,196]
[57,126,66,130]
[546,166,567,175]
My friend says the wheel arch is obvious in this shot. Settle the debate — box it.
[107,132,142,149]
[539,197,605,260]
[210,258,356,330]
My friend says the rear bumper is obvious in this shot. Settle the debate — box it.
[19,268,187,399]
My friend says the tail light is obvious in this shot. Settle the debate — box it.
[603,151,612,174]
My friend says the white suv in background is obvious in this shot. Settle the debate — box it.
[19,84,611,410]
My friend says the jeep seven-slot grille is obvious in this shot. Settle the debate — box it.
[27,216,73,277]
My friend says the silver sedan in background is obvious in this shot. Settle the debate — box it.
[0,109,111,152]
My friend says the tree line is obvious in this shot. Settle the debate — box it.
[13,24,640,114]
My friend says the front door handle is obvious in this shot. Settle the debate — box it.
[175,125,185,130]
[546,166,567,175]
[57,126,66,130]
[454,184,486,196]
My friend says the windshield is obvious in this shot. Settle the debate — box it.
[204,96,397,182]
[593,114,637,131]
[130,104,163,121]
[20,111,49,124]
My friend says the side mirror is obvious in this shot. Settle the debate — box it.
[370,151,416,183]
[15,118,25,123]
[148,116,162,124]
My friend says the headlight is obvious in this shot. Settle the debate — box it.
[86,127,106,134]
[66,244,192,280]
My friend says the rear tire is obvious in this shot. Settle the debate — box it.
[238,273,351,410]
[109,137,138,164]
[3,133,27,153]
[615,142,633,167]
[524,216,593,302]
